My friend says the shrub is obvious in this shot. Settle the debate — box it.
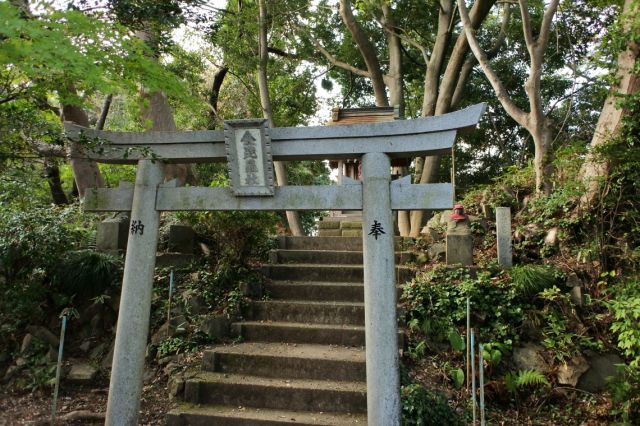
[0,204,93,356]
[510,265,560,298]
[402,266,525,346]
[53,249,122,300]
[608,279,640,366]
[401,383,465,426]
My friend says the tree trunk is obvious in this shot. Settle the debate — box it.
[580,0,639,207]
[382,4,404,116]
[134,28,192,185]
[44,159,69,205]
[208,66,228,130]
[139,89,191,185]
[258,0,304,236]
[531,122,554,195]
[61,103,105,200]
[340,0,389,106]
[409,0,496,237]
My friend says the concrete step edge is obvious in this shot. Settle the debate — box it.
[167,404,367,426]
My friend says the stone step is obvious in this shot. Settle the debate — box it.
[263,281,404,303]
[233,321,367,346]
[202,343,366,382]
[167,405,367,426]
[271,249,414,265]
[265,264,414,283]
[278,236,414,251]
[244,300,365,325]
[264,281,365,303]
[183,372,367,414]
[279,236,362,251]
[232,321,404,347]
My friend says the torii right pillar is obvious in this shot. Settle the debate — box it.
[361,152,401,425]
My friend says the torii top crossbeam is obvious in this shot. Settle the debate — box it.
[65,103,485,164]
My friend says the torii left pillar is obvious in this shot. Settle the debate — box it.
[106,160,164,425]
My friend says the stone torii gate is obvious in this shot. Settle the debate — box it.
[65,103,485,426]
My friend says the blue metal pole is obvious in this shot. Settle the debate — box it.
[51,315,67,425]
[479,343,486,426]
[167,270,174,323]
[471,329,476,425]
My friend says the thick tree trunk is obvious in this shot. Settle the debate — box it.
[258,0,304,236]
[139,90,191,185]
[340,0,389,106]
[61,103,105,200]
[409,0,496,237]
[136,29,192,185]
[580,0,639,207]
[531,123,554,195]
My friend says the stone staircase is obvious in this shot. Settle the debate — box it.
[167,236,413,426]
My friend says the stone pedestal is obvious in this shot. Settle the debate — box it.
[168,225,195,254]
[496,207,513,268]
[446,219,473,266]
[96,217,129,252]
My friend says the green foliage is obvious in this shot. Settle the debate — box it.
[177,209,277,267]
[504,369,550,394]
[156,332,211,358]
[0,205,89,282]
[483,342,510,367]
[510,264,561,298]
[448,367,465,390]
[609,364,640,424]
[0,204,96,355]
[53,250,122,300]
[447,329,465,353]
[537,286,602,362]
[0,2,190,106]
[401,383,465,426]
[402,266,524,346]
[608,280,640,366]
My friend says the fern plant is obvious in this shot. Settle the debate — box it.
[510,265,559,298]
[505,369,550,394]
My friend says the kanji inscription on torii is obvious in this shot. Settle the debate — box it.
[224,119,274,196]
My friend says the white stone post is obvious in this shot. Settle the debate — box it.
[106,160,164,426]
[496,207,513,268]
[361,152,400,426]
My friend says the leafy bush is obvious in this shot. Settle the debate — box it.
[608,279,640,366]
[177,210,277,266]
[53,250,122,300]
[402,266,525,346]
[0,205,89,281]
[510,264,560,298]
[0,204,94,356]
[609,364,640,424]
[401,383,465,426]
[536,286,602,362]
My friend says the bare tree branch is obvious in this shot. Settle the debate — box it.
[518,0,535,55]
[313,40,371,78]
[536,0,561,57]
[451,2,512,108]
[458,0,528,126]
[339,0,389,106]
[268,46,300,59]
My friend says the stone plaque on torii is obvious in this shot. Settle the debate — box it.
[65,103,485,426]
